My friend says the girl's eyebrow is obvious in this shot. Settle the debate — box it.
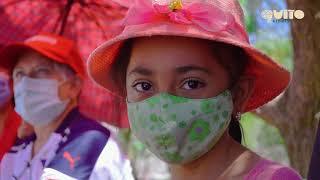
[128,66,153,76]
[175,65,211,74]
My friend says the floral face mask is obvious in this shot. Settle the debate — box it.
[127,90,233,164]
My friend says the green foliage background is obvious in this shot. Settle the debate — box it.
[239,0,292,165]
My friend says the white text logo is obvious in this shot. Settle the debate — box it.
[261,9,304,22]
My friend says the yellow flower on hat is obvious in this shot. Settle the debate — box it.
[169,0,183,11]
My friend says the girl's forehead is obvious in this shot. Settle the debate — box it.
[129,36,221,68]
[132,37,214,57]
[126,36,238,86]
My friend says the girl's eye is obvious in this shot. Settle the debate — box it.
[133,82,153,92]
[182,79,205,90]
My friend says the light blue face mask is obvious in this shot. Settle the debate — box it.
[14,77,70,127]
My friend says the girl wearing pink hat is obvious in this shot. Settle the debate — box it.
[88,0,302,179]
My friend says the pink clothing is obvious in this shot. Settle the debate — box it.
[245,159,302,180]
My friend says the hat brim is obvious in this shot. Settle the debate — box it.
[88,23,290,112]
[0,43,69,73]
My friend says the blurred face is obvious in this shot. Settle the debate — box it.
[0,67,11,108]
[126,37,253,114]
[12,50,81,101]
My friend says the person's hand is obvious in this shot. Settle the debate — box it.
[17,121,34,139]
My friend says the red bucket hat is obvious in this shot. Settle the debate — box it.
[0,32,85,79]
[87,0,290,112]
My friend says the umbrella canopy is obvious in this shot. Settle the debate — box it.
[0,0,130,128]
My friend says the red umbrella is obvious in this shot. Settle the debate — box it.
[0,0,130,128]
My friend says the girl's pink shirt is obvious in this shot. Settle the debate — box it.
[244,159,302,180]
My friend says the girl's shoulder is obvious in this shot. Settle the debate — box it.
[244,158,302,180]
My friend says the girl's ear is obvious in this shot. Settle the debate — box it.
[231,76,255,115]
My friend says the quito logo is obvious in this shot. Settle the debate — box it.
[261,9,305,22]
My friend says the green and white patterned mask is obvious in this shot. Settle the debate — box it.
[127,90,233,164]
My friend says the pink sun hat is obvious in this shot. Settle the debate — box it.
[87,0,290,112]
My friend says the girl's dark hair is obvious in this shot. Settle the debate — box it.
[209,41,248,144]
[110,40,134,96]
[112,37,248,144]
[229,116,243,143]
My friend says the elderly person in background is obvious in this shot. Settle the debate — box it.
[0,33,133,180]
